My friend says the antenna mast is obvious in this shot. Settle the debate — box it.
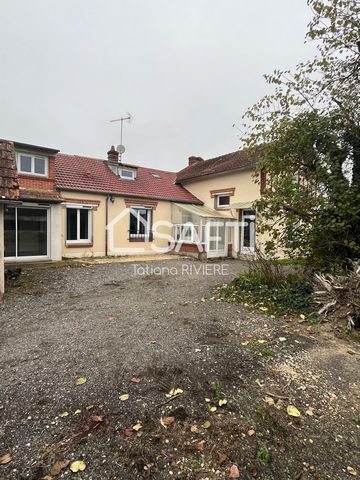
[109,113,132,162]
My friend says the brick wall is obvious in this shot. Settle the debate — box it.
[18,154,57,191]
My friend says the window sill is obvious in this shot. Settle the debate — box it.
[18,172,49,179]
[65,242,93,248]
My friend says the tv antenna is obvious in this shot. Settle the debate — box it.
[110,113,132,161]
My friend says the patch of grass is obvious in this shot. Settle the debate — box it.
[215,270,313,317]
[353,415,360,425]
[256,348,275,358]
[211,379,222,401]
[257,446,270,465]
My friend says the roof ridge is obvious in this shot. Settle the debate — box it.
[57,153,177,175]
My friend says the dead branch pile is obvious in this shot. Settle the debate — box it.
[313,261,360,329]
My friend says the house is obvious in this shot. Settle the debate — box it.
[3,141,63,263]
[0,140,20,298]
[2,139,265,267]
[175,149,264,257]
[55,146,202,258]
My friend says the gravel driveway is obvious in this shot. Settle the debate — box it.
[0,258,359,480]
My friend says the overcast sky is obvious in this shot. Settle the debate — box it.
[0,1,315,171]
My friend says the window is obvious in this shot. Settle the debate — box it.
[4,206,48,258]
[17,153,48,176]
[174,224,200,243]
[129,208,152,241]
[216,194,230,208]
[66,208,92,243]
[120,168,136,180]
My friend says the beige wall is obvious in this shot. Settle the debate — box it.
[61,190,174,258]
[183,168,260,212]
[182,168,278,257]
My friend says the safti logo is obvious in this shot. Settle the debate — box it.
[106,207,255,255]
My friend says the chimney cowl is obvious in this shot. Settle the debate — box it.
[188,156,203,167]
[107,145,119,164]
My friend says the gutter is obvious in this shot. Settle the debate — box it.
[56,187,203,205]
[105,195,109,257]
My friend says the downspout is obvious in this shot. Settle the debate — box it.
[105,195,109,257]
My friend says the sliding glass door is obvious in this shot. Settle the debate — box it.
[4,206,49,259]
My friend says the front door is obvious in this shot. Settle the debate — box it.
[206,219,227,258]
[4,206,49,260]
[240,209,256,254]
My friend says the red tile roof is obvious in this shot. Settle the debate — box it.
[0,141,19,200]
[55,154,202,204]
[176,148,260,183]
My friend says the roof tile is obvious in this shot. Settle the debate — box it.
[56,154,202,204]
[176,148,259,183]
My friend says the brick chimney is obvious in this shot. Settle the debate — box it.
[107,145,119,165]
[188,156,203,167]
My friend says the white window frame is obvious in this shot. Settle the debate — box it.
[120,168,136,180]
[16,152,48,177]
[65,205,93,244]
[129,207,152,240]
[4,205,50,262]
[173,223,200,243]
[216,193,230,208]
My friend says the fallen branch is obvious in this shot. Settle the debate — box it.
[154,394,183,408]
[265,391,289,400]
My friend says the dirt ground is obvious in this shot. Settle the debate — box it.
[0,258,359,480]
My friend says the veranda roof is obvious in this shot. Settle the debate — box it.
[230,201,255,209]
[174,203,235,219]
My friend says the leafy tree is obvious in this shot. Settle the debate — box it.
[242,0,360,269]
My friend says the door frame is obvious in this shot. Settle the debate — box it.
[206,219,228,258]
[240,209,256,255]
[4,204,51,262]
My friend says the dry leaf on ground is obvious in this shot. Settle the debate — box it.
[347,466,357,476]
[70,460,86,472]
[0,453,12,465]
[196,440,205,452]
[75,377,87,386]
[287,405,301,417]
[161,416,175,427]
[50,459,70,476]
[202,420,211,429]
[229,464,240,478]
[92,415,104,423]
[131,376,141,383]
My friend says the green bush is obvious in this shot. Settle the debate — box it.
[216,269,313,317]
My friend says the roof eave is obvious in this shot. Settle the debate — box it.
[56,186,203,205]
[13,141,60,155]
[175,163,256,184]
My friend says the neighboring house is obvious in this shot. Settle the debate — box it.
[0,140,20,298]
[3,142,63,263]
[175,149,264,257]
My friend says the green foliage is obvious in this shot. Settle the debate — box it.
[240,0,360,271]
[216,269,313,317]
[257,446,271,465]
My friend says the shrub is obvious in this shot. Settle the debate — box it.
[216,253,313,317]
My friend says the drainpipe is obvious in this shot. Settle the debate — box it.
[105,195,109,257]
